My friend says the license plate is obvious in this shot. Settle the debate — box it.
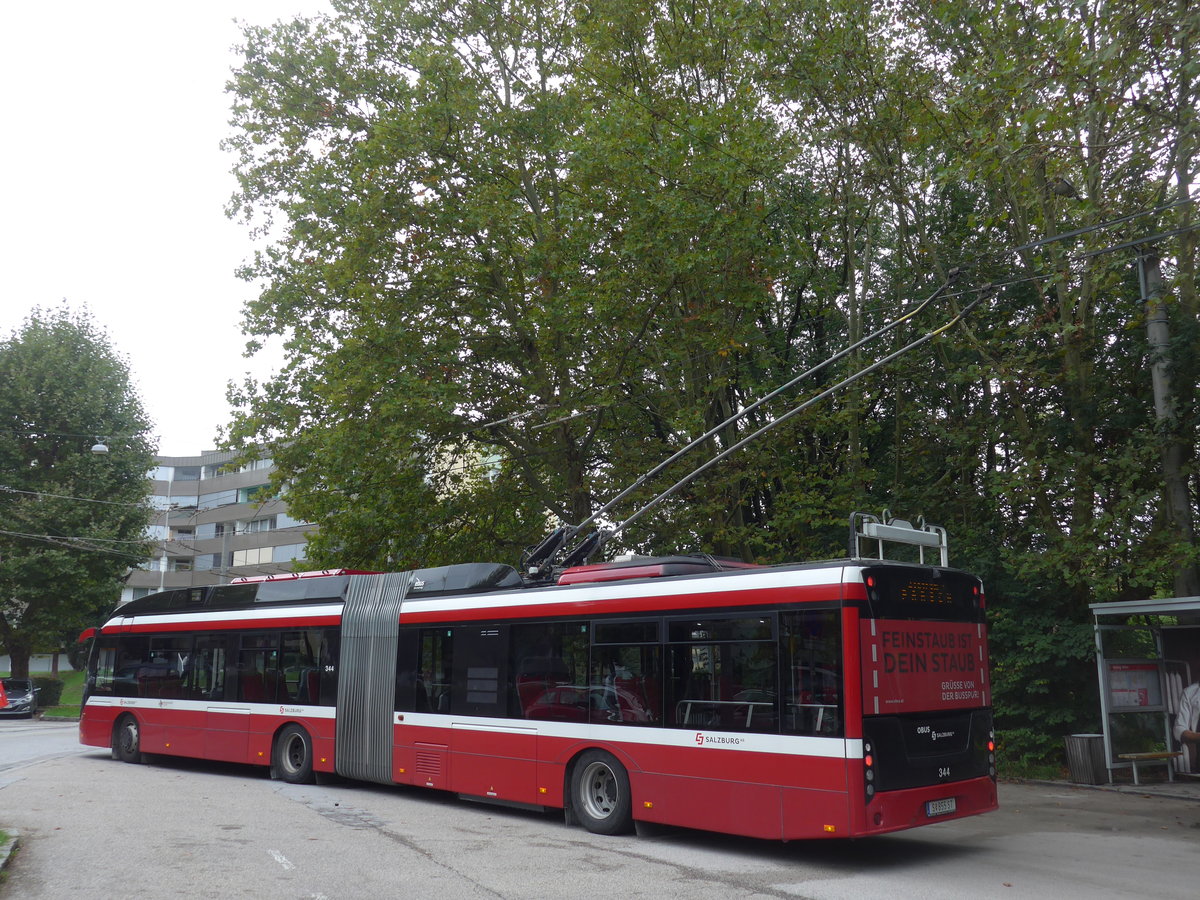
[926,797,957,817]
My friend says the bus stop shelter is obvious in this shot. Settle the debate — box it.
[1079,596,1200,784]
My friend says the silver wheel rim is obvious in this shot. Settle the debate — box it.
[121,719,138,755]
[579,760,619,821]
[281,733,307,775]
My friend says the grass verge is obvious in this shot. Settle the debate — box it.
[42,669,86,718]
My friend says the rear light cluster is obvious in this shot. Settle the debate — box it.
[974,584,986,610]
[863,741,876,801]
[988,729,997,779]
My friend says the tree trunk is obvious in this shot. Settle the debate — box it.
[6,643,32,679]
[1140,249,1200,597]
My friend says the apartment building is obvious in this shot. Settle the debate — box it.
[121,449,315,605]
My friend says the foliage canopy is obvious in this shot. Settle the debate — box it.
[224,0,1199,764]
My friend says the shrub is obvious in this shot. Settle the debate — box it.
[31,677,64,707]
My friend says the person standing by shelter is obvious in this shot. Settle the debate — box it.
[1174,679,1200,772]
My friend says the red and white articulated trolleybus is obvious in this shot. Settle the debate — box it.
[80,514,996,840]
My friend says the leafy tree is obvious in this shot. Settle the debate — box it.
[223,0,1198,767]
[883,0,1200,762]
[0,307,155,678]
[224,0,807,567]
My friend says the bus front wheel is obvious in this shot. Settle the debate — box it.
[113,715,142,764]
[571,750,633,835]
[273,724,315,784]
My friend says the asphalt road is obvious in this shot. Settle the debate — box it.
[0,718,89,775]
[1,725,1198,899]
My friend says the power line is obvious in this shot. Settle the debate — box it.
[0,429,148,440]
[0,485,150,508]
[0,529,152,565]
[0,528,150,546]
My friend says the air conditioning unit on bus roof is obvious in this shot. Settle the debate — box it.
[557,555,761,586]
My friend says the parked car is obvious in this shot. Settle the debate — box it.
[0,678,40,718]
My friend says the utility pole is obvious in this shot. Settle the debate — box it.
[1138,246,1200,597]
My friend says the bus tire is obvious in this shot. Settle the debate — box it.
[571,750,633,835]
[273,724,315,784]
[113,714,143,764]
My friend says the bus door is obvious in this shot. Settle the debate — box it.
[134,635,200,757]
[199,634,250,762]
[450,625,538,802]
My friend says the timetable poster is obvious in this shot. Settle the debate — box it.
[1107,661,1162,711]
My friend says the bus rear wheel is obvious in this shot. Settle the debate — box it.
[113,715,142,764]
[273,724,315,784]
[571,750,633,835]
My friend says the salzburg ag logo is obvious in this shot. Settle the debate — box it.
[694,732,746,747]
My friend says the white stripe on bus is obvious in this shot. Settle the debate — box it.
[85,696,862,758]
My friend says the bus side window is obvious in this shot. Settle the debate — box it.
[665,616,777,733]
[189,635,227,701]
[452,626,508,717]
[90,643,119,696]
[511,621,588,721]
[280,630,324,703]
[780,610,842,737]
[318,628,339,706]
[147,635,192,699]
[238,633,279,703]
[587,645,661,726]
[111,635,152,698]
[395,627,423,712]
[416,628,452,714]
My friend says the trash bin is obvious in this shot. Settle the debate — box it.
[1064,733,1107,784]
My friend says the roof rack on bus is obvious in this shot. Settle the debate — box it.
[849,511,948,566]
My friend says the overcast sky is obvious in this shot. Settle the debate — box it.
[1,2,331,457]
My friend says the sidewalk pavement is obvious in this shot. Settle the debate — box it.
[1025,775,1200,803]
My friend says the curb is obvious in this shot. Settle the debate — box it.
[1014,777,1200,803]
[0,830,19,876]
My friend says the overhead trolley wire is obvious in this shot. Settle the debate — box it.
[1002,197,1194,258]
[603,287,994,548]
[571,269,962,538]
[525,270,975,573]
